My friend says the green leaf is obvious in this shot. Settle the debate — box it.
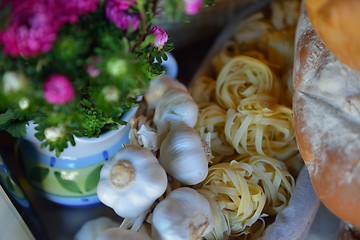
[5,121,26,138]
[155,55,162,64]
[139,35,155,49]
[0,109,15,128]
[29,167,50,183]
[0,109,26,137]
[161,52,168,61]
[204,0,215,6]
[54,171,83,194]
[84,165,103,192]
[0,2,11,30]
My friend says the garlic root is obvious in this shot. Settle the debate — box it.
[97,145,167,218]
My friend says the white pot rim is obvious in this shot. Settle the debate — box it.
[22,107,138,159]
[25,106,138,143]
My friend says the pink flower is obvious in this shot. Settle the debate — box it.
[107,0,136,10]
[150,26,168,49]
[0,0,62,57]
[183,0,203,15]
[66,0,99,15]
[87,65,101,78]
[106,0,140,31]
[0,0,100,57]
[44,74,75,105]
[87,57,101,78]
[56,0,100,23]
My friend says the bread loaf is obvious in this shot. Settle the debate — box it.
[305,0,360,73]
[293,7,360,227]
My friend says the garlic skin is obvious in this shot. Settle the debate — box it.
[97,228,151,240]
[152,187,214,240]
[129,103,160,152]
[97,145,167,218]
[131,124,159,151]
[159,124,209,185]
[153,89,198,138]
[144,74,187,109]
[74,217,119,240]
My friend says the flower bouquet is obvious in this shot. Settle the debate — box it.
[0,0,213,156]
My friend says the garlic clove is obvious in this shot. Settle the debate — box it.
[97,145,167,218]
[159,124,209,185]
[97,228,151,240]
[74,217,119,240]
[154,89,199,139]
[144,74,187,109]
[151,187,214,240]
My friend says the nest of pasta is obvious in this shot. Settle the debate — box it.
[189,0,302,239]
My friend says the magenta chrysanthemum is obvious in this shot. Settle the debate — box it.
[107,0,136,10]
[44,74,75,105]
[150,26,168,49]
[0,0,62,57]
[56,0,100,23]
[183,0,203,15]
[106,0,140,31]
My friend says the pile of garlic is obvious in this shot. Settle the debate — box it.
[76,72,296,240]
[78,75,215,240]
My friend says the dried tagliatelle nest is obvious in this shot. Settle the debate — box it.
[186,0,309,239]
[195,156,295,240]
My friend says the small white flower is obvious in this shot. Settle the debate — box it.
[107,58,127,77]
[18,98,30,110]
[44,126,64,142]
[102,85,119,102]
[2,71,27,93]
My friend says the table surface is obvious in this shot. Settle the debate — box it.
[0,6,344,239]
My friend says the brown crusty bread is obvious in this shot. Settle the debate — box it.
[305,0,360,73]
[293,6,360,227]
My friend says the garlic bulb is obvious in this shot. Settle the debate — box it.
[151,187,214,240]
[144,74,187,109]
[159,124,210,185]
[97,145,167,218]
[74,217,119,240]
[153,89,198,138]
[97,228,151,240]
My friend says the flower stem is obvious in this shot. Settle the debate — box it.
[132,0,157,52]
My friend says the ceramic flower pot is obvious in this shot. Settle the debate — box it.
[17,53,177,207]
[19,108,137,207]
